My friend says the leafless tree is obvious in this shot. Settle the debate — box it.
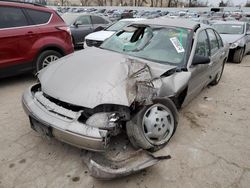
[96,0,104,6]
[60,0,65,6]
[168,0,172,7]
[79,0,89,6]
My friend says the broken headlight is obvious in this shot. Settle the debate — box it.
[86,112,119,130]
[230,42,239,49]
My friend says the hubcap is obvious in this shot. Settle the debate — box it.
[142,104,175,145]
[42,55,59,68]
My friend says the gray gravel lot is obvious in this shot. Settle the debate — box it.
[0,56,250,188]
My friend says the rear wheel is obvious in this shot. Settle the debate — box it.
[126,98,178,152]
[36,50,62,72]
[233,47,244,63]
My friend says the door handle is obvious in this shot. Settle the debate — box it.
[26,31,34,36]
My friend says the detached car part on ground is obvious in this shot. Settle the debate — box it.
[22,18,229,179]
[213,21,250,63]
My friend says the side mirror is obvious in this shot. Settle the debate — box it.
[246,31,250,35]
[74,21,82,27]
[192,54,210,65]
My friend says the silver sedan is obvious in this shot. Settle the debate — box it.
[213,21,250,63]
[22,18,229,153]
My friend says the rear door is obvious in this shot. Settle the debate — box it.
[91,15,109,31]
[206,29,224,80]
[0,6,30,69]
[23,8,52,60]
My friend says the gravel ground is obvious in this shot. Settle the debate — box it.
[0,56,250,188]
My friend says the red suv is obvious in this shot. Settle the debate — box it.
[0,1,74,78]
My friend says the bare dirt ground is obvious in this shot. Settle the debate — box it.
[0,57,250,188]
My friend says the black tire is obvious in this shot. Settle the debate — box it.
[210,60,225,86]
[126,98,178,152]
[36,50,62,72]
[233,48,244,64]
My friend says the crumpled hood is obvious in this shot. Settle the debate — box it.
[220,34,244,44]
[38,48,175,108]
[85,30,115,41]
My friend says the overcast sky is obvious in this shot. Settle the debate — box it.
[204,0,247,6]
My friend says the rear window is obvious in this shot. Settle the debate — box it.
[91,16,109,24]
[0,7,28,29]
[25,9,51,25]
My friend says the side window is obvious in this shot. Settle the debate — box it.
[207,29,219,55]
[76,16,91,25]
[25,9,51,25]
[214,30,223,48]
[0,7,28,29]
[91,16,108,24]
[195,30,210,57]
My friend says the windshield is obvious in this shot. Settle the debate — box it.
[213,24,244,34]
[61,14,79,25]
[101,26,190,65]
[106,20,131,31]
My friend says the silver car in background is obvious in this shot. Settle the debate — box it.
[22,18,229,153]
[213,21,250,63]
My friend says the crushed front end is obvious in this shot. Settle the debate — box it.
[22,84,130,152]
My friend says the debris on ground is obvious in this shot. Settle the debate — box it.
[81,134,171,180]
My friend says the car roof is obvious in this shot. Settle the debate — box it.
[213,20,246,25]
[62,12,104,17]
[134,18,200,30]
[120,18,146,22]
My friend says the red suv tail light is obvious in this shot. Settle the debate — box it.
[56,26,71,35]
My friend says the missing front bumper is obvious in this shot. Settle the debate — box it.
[22,85,108,152]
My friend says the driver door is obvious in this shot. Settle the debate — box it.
[184,30,211,105]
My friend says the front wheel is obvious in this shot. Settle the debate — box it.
[233,48,244,64]
[36,50,62,72]
[126,98,178,152]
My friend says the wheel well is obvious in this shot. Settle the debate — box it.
[40,46,65,56]
[33,46,65,69]
[171,87,188,109]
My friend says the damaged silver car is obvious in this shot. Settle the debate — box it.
[22,18,229,178]
[213,21,250,63]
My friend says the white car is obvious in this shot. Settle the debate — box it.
[84,18,145,48]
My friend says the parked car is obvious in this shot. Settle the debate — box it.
[213,21,250,63]
[22,18,228,154]
[0,1,74,78]
[61,13,111,48]
[191,17,210,25]
[84,18,145,48]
